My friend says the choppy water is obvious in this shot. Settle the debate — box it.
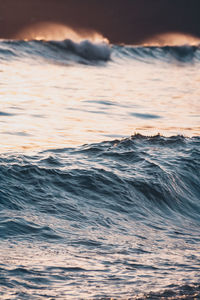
[0,39,200,299]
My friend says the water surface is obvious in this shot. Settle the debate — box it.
[0,39,200,299]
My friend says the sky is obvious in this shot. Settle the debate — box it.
[0,0,200,44]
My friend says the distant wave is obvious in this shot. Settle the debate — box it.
[1,39,200,64]
[113,44,200,63]
[0,39,111,64]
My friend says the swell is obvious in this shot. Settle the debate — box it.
[0,135,199,240]
[0,39,200,64]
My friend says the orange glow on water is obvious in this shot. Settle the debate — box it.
[0,52,199,153]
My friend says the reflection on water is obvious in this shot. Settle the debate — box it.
[0,48,199,153]
[1,216,200,299]
[0,41,200,300]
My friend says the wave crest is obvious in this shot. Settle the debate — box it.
[2,39,200,64]
[50,39,111,61]
[0,135,199,227]
[0,39,111,64]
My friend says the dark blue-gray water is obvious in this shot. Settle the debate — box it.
[0,39,200,299]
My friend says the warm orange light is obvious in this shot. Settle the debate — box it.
[1,56,199,154]
[144,32,200,46]
[14,21,108,43]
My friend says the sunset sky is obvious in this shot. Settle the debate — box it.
[0,0,200,44]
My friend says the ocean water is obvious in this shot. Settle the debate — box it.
[0,38,200,299]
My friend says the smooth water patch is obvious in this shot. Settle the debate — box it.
[0,43,199,152]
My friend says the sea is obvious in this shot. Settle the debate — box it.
[0,37,200,299]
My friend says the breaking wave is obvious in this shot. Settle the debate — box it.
[0,39,111,64]
[0,39,200,64]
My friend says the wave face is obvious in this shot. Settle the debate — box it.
[0,39,200,64]
[0,135,200,299]
[0,39,111,64]
[113,44,200,63]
